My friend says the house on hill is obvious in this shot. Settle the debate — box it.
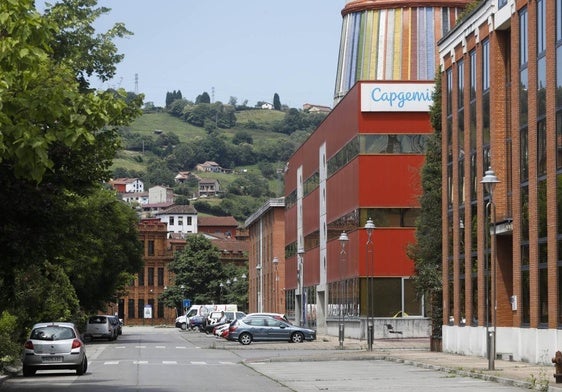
[302,103,331,114]
[174,171,198,184]
[149,185,174,204]
[109,178,144,193]
[198,178,220,197]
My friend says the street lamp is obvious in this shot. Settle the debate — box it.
[272,257,279,313]
[364,218,376,351]
[481,167,500,371]
[297,248,305,326]
[256,264,263,313]
[338,231,349,349]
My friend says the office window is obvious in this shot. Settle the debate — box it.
[148,267,154,286]
[138,269,144,286]
[158,268,164,286]
[148,240,154,256]
[128,299,135,319]
[137,299,145,321]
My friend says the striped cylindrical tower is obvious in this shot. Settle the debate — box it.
[334,0,471,103]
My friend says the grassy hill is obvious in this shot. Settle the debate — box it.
[113,109,289,211]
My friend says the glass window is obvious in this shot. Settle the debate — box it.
[128,299,135,319]
[138,269,144,286]
[457,59,464,109]
[137,299,145,321]
[158,267,164,286]
[538,121,547,177]
[148,240,154,256]
[537,0,547,117]
[148,267,154,286]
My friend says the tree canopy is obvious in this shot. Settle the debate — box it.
[0,0,145,351]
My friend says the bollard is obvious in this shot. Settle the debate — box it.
[338,322,345,349]
[367,325,374,351]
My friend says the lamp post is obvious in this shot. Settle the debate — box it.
[364,218,376,351]
[338,231,349,350]
[272,257,279,313]
[297,248,305,326]
[256,264,263,313]
[481,167,500,371]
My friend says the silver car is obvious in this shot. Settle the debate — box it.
[228,315,316,345]
[22,322,88,377]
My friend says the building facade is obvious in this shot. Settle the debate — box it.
[118,219,184,325]
[439,0,562,363]
[284,81,434,339]
[245,198,286,315]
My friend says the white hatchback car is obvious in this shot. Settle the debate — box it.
[22,322,88,377]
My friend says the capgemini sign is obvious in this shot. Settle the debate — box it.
[361,82,435,112]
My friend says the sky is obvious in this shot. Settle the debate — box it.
[87,1,348,109]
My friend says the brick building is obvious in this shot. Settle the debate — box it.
[245,198,286,315]
[438,0,562,363]
[118,219,185,325]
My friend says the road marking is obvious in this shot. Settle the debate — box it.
[176,346,187,349]
[155,346,166,349]
[191,361,206,365]
[133,361,148,365]
[134,346,147,349]
[104,361,119,365]
[163,361,177,365]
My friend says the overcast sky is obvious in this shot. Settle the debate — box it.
[88,1,347,108]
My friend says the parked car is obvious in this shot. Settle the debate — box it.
[22,322,88,377]
[84,315,117,341]
[243,313,289,322]
[228,315,316,345]
[203,311,246,334]
[108,315,122,336]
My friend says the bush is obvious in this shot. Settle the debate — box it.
[0,311,22,372]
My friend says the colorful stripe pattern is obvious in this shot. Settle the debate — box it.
[334,4,463,103]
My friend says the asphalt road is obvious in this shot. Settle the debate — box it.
[0,326,533,391]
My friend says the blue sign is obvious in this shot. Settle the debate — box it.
[182,299,191,309]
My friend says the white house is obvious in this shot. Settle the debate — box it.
[148,185,174,204]
[156,204,198,237]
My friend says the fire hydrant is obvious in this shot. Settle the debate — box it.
[552,351,562,383]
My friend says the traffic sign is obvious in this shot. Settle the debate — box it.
[182,299,191,309]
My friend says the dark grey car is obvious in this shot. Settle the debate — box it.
[228,315,316,345]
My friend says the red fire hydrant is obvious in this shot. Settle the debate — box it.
[553,351,562,383]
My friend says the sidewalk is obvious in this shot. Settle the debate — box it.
[304,335,562,391]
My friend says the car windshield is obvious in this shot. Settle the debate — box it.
[31,326,75,341]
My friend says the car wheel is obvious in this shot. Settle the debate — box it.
[238,332,252,345]
[290,332,304,343]
[181,322,187,330]
[76,356,88,376]
[22,366,36,377]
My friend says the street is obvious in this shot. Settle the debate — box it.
[1,326,533,391]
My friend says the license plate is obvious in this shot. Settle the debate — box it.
[42,356,63,363]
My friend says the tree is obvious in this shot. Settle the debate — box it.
[195,92,211,104]
[163,235,226,305]
[0,0,144,340]
[273,93,281,110]
[407,73,443,340]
